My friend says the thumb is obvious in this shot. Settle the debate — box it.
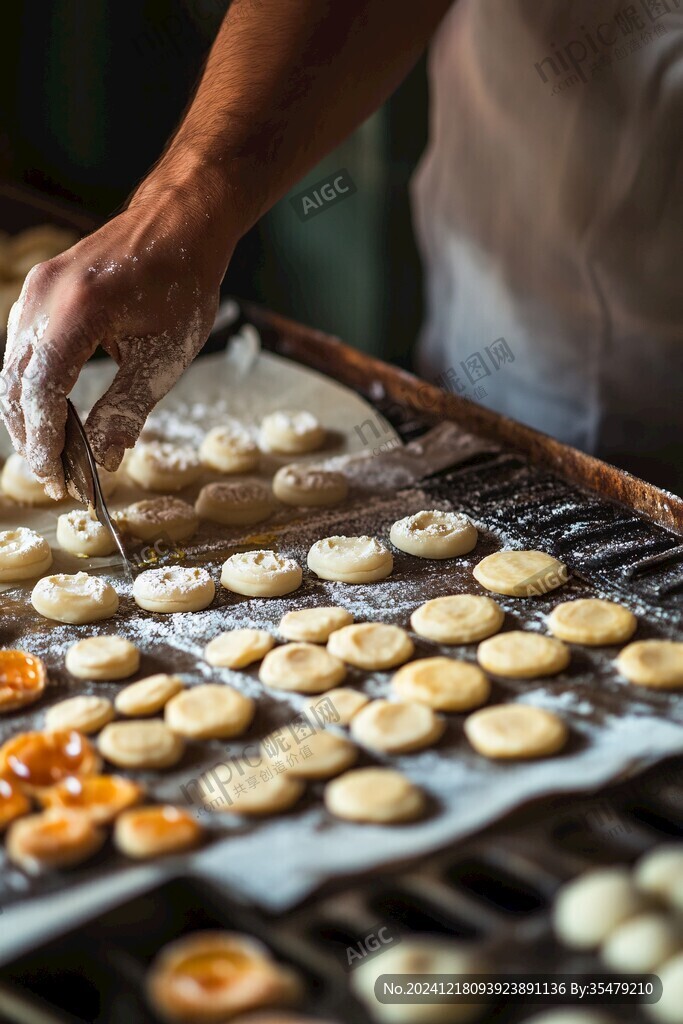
[85,362,172,470]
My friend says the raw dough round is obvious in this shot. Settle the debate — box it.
[56,509,117,557]
[304,687,370,725]
[615,640,683,690]
[0,527,52,582]
[392,657,491,712]
[31,572,119,624]
[115,674,185,717]
[465,703,568,759]
[38,774,144,825]
[327,623,414,670]
[133,566,215,613]
[45,695,114,734]
[221,550,302,597]
[0,650,47,712]
[65,636,140,680]
[390,509,478,559]
[601,912,681,973]
[199,422,259,473]
[279,606,354,643]
[272,464,348,507]
[165,684,254,739]
[477,631,570,678]
[195,479,273,525]
[548,598,637,646]
[1,453,56,505]
[114,495,198,542]
[263,728,358,779]
[553,867,647,949]
[307,536,393,584]
[324,767,425,824]
[6,809,105,873]
[634,845,683,901]
[650,953,683,1024]
[114,805,203,859]
[199,760,305,816]
[205,629,275,669]
[98,720,185,770]
[473,549,568,597]
[410,594,504,644]
[260,643,346,693]
[259,409,325,454]
[351,699,445,754]
[127,441,201,491]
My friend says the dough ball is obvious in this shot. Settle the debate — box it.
[259,409,325,454]
[195,479,273,526]
[473,549,568,597]
[303,687,370,725]
[615,640,683,690]
[327,623,414,670]
[324,767,425,824]
[553,868,647,949]
[98,720,185,770]
[465,703,568,759]
[634,845,683,902]
[547,598,637,646]
[390,509,478,559]
[0,526,52,582]
[260,642,346,693]
[650,953,683,1024]
[392,657,490,712]
[411,594,505,644]
[0,650,47,711]
[165,684,254,739]
[601,912,681,973]
[263,728,358,779]
[279,606,354,643]
[477,630,570,678]
[127,441,201,491]
[6,809,105,873]
[272,464,348,507]
[199,422,259,473]
[205,628,275,668]
[56,509,117,557]
[1,453,58,506]
[114,805,203,859]
[199,760,305,816]
[45,695,115,734]
[307,535,393,584]
[114,495,198,542]
[38,774,144,826]
[31,572,119,624]
[221,550,302,597]
[65,635,140,680]
[115,674,185,717]
[351,699,445,754]
[133,566,215,613]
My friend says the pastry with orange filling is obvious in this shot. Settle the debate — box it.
[38,774,144,825]
[6,808,105,872]
[114,805,203,859]
[0,650,47,712]
[0,729,100,793]
[0,775,31,830]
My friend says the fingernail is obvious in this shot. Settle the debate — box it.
[101,445,124,471]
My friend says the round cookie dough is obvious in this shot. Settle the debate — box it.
[221,550,302,597]
[65,636,140,680]
[392,657,491,712]
[351,699,445,754]
[98,720,185,770]
[465,703,568,759]
[324,767,426,824]
[56,509,117,557]
[650,953,683,1024]
[195,479,273,526]
[272,464,348,508]
[260,643,346,693]
[410,594,504,645]
[601,912,681,973]
[634,845,683,901]
[114,495,198,543]
[548,598,637,646]
[615,640,683,690]
[0,527,52,582]
[199,760,305,816]
[390,509,478,559]
[115,674,185,717]
[114,805,203,859]
[327,623,414,670]
[307,536,393,584]
[1,453,56,506]
[165,684,255,739]
[553,867,647,950]
[303,687,370,725]
[127,441,201,492]
[279,606,354,643]
[259,409,325,454]
[133,566,215,613]
[473,549,568,597]
[45,695,115,734]
[262,728,358,779]
[199,422,259,473]
[205,629,275,668]
[477,631,570,678]
[31,572,119,624]
[6,809,105,873]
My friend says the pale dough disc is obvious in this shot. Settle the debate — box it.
[601,912,681,973]
[6,809,105,873]
[327,623,414,670]
[65,636,140,680]
[127,441,201,491]
[114,495,198,542]
[133,566,215,613]
[553,867,647,949]
[411,594,505,644]
[45,695,115,734]
[307,536,393,584]
[205,629,275,668]
[477,631,570,678]
[465,703,568,759]
[634,845,683,901]
[0,526,52,582]
[392,657,491,712]
[31,572,119,624]
[547,598,637,646]
[199,760,305,816]
[303,688,370,726]
[98,720,185,769]
[279,606,354,643]
[114,805,203,859]
[260,643,346,693]
[351,699,445,754]
[272,464,348,507]
[324,767,426,824]
[390,509,478,559]
[259,409,325,454]
[473,549,568,597]
[651,953,683,1024]
[165,684,254,739]
[199,422,259,473]
[195,479,273,526]
[56,508,117,557]
[262,728,358,779]
[1,453,57,506]
[615,640,683,690]
[115,674,185,717]
[221,550,302,597]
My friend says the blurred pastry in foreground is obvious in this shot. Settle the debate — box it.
[6,809,105,873]
[0,650,47,712]
[114,805,203,859]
